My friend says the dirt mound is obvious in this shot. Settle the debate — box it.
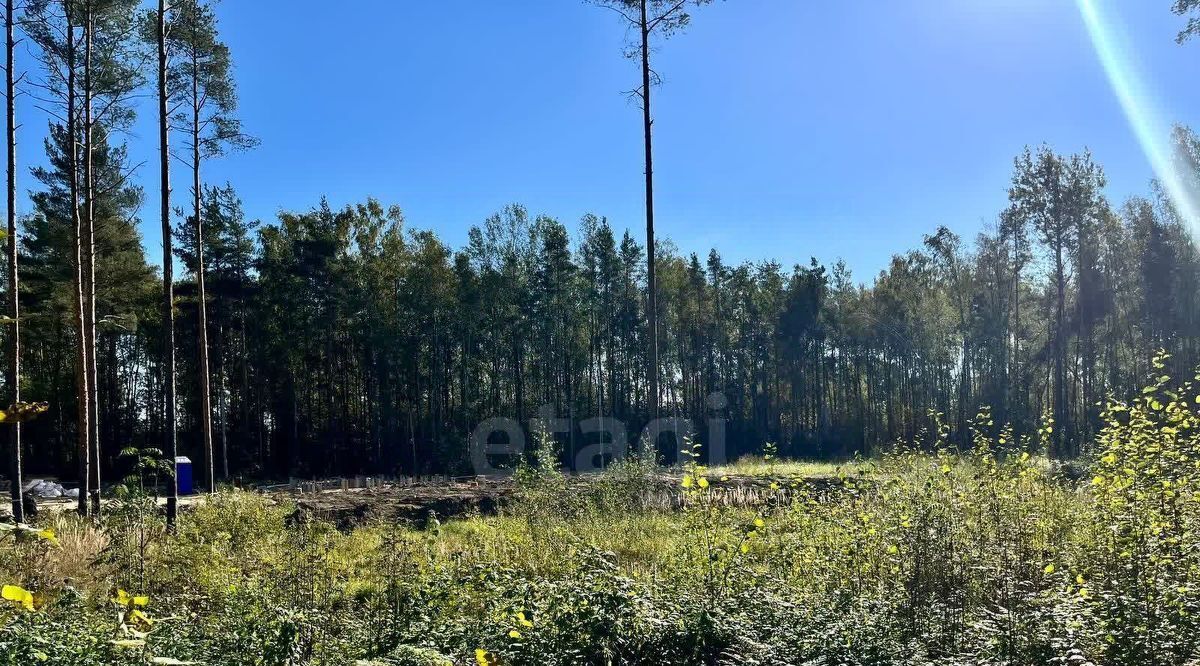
[290,478,515,529]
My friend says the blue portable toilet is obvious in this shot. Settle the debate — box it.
[176,456,193,495]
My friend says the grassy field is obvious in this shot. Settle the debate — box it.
[2,377,1199,664]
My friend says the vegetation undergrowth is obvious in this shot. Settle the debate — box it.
[3,359,1200,664]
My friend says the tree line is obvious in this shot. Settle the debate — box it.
[4,1,1200,516]
[14,137,1200,482]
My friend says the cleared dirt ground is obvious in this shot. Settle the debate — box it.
[15,470,850,528]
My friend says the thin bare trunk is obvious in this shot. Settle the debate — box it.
[1010,239,1021,432]
[64,2,89,517]
[5,0,21,523]
[192,42,214,493]
[83,5,100,514]
[640,0,658,423]
[1053,244,1067,458]
[158,0,179,527]
[220,361,228,479]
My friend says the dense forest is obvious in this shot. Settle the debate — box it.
[14,134,1200,480]
[5,0,1200,487]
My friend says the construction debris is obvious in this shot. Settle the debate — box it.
[20,480,79,499]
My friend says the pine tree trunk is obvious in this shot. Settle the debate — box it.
[192,45,214,493]
[157,0,179,527]
[5,0,21,523]
[640,0,658,424]
[83,5,101,514]
[62,2,90,517]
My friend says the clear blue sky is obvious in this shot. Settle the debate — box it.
[14,0,1200,280]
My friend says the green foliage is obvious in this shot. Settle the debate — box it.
[116,446,173,494]
[23,141,1200,482]
[514,423,564,493]
[1085,351,1200,663]
[8,367,1200,663]
[589,452,659,513]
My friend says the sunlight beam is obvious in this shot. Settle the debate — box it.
[1076,0,1200,237]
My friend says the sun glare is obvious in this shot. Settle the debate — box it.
[1076,0,1200,238]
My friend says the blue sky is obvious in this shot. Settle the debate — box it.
[14,0,1200,280]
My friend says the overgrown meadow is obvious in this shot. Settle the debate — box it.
[2,361,1200,665]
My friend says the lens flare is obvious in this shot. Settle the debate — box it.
[1076,0,1200,236]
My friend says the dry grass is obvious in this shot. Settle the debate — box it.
[707,454,865,479]
[41,513,110,590]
